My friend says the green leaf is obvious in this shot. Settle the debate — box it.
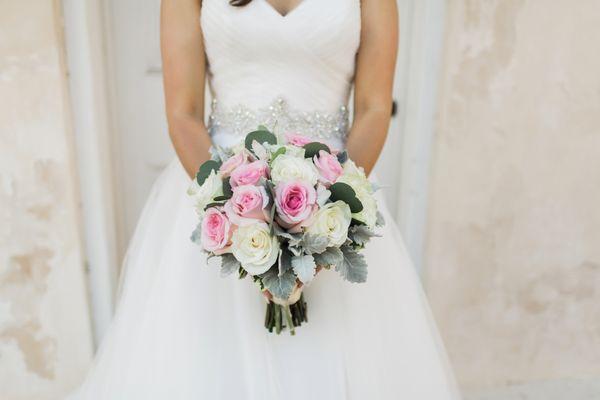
[271,146,287,162]
[329,182,364,213]
[336,246,368,283]
[204,202,225,210]
[222,179,233,198]
[292,254,317,284]
[261,268,296,299]
[303,142,331,158]
[257,124,270,132]
[213,195,230,202]
[313,247,343,268]
[351,218,366,227]
[196,160,222,186]
[220,254,240,277]
[245,130,277,151]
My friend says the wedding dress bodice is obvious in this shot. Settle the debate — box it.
[200,0,361,148]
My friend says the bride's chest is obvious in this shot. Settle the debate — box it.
[200,0,361,61]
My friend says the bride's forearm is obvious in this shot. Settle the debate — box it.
[346,107,391,176]
[167,112,213,179]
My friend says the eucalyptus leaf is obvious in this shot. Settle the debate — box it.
[336,246,368,283]
[261,268,296,299]
[204,201,225,211]
[313,247,343,268]
[222,178,233,198]
[213,195,230,202]
[351,218,366,227]
[245,130,277,151]
[329,182,363,213]
[257,124,270,132]
[292,254,317,284]
[303,142,331,158]
[301,234,328,255]
[196,160,222,186]
[220,254,240,277]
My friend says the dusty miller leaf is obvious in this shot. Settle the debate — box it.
[190,223,202,245]
[278,248,293,276]
[261,268,296,299]
[336,246,368,283]
[288,245,303,257]
[313,247,343,268]
[349,225,379,246]
[220,253,241,277]
[301,234,328,255]
[376,211,386,227]
[273,224,302,246]
[291,254,316,284]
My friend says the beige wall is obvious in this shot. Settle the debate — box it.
[0,1,93,398]
[425,0,600,391]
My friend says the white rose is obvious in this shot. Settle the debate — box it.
[352,191,378,228]
[231,221,280,275]
[337,161,378,228]
[306,201,351,247]
[271,154,319,185]
[187,170,223,216]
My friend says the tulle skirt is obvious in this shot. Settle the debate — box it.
[68,158,461,399]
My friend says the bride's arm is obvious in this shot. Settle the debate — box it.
[161,0,212,179]
[346,0,399,175]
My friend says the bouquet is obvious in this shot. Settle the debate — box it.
[188,127,384,334]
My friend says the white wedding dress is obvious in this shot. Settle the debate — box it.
[69,0,461,398]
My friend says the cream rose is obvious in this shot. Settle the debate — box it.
[231,221,280,275]
[270,154,319,185]
[337,161,378,228]
[306,201,351,247]
[187,170,224,217]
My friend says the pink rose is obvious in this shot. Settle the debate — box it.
[313,150,343,186]
[224,185,269,226]
[201,207,232,254]
[220,150,249,178]
[230,160,269,187]
[285,132,323,147]
[275,180,317,229]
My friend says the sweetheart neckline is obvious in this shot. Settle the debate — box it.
[262,0,308,19]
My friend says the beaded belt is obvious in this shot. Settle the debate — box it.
[207,97,349,144]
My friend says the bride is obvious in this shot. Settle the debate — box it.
[70,0,461,398]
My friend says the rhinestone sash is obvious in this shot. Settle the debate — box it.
[207,98,349,144]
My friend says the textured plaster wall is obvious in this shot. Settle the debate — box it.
[425,0,600,390]
[0,0,93,398]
